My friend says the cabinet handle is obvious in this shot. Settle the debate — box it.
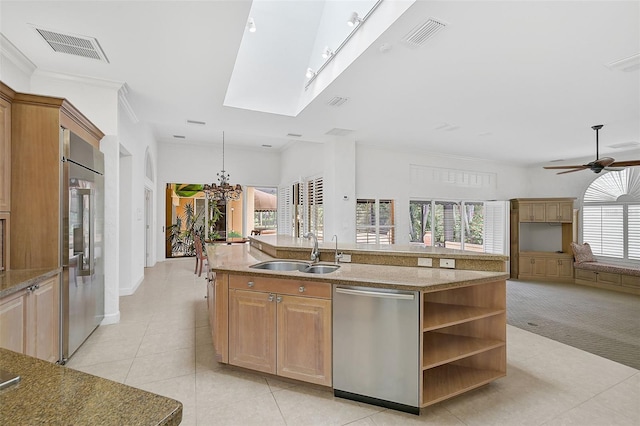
[247,281,254,288]
[268,293,275,302]
[276,296,283,303]
[299,286,305,293]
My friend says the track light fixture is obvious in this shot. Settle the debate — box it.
[305,68,316,78]
[347,11,363,27]
[321,46,334,59]
[247,17,256,33]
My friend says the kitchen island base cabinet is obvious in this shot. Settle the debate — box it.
[226,274,332,387]
[0,274,60,363]
[207,272,228,363]
[420,280,506,407]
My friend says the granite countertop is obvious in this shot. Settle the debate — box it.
[206,243,508,292]
[251,234,510,261]
[0,268,62,298]
[0,348,182,426]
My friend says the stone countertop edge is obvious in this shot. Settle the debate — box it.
[0,267,62,298]
[250,235,509,261]
[206,244,508,292]
[0,348,183,426]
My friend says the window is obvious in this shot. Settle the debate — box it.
[278,176,323,240]
[582,168,640,263]
[356,199,395,244]
[410,200,508,254]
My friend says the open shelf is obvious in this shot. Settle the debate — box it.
[422,332,505,369]
[422,363,506,407]
[423,302,504,331]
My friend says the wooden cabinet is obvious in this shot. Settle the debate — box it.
[519,202,546,222]
[517,252,573,282]
[510,198,576,280]
[10,93,103,270]
[0,274,60,362]
[0,82,14,272]
[227,274,332,386]
[207,271,228,363]
[545,202,573,223]
[420,280,506,407]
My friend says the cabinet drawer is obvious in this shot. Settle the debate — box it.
[597,272,621,286]
[229,275,331,299]
[575,269,596,282]
[621,275,640,289]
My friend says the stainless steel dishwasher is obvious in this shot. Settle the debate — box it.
[333,285,420,414]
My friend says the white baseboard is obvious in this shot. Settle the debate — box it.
[101,310,121,325]
[119,275,144,296]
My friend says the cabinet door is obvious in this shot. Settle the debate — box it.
[211,273,228,363]
[545,203,560,222]
[0,290,26,353]
[26,276,59,362]
[545,259,560,277]
[0,97,10,212]
[558,260,573,278]
[519,256,533,276]
[228,289,276,374]
[532,258,547,276]
[520,203,546,222]
[558,203,573,222]
[277,294,332,386]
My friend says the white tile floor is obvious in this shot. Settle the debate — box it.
[67,258,640,426]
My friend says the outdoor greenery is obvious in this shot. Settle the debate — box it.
[410,201,484,247]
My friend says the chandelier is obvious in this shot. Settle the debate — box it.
[203,131,242,201]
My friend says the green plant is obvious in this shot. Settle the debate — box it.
[228,230,242,238]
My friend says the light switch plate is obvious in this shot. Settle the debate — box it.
[418,258,432,267]
[440,258,455,268]
[341,254,352,263]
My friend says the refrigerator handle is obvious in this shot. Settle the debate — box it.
[74,188,93,276]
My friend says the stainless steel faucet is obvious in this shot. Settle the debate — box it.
[305,232,319,263]
[332,235,343,264]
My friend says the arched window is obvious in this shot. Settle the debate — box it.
[582,168,640,262]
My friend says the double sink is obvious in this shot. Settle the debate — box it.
[250,260,340,274]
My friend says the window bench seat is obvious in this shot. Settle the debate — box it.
[574,262,640,295]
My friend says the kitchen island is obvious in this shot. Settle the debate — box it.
[0,348,183,425]
[205,238,508,413]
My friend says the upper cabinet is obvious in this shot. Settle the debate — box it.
[514,198,575,223]
[0,82,14,212]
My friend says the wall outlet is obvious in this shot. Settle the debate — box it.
[440,258,455,269]
[340,254,352,263]
[417,257,433,267]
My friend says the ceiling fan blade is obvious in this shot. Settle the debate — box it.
[594,157,615,167]
[603,167,625,172]
[609,160,640,167]
[543,165,587,170]
[557,168,586,175]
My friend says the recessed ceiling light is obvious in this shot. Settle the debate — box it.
[173,135,186,139]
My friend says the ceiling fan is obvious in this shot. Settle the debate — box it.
[543,125,640,175]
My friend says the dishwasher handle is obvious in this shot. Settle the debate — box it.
[335,287,415,300]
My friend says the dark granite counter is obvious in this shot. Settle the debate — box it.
[0,348,182,425]
[0,268,62,298]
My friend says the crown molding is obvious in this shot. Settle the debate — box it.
[32,68,124,90]
[0,33,37,76]
[118,83,140,124]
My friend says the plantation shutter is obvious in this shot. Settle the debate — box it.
[583,205,624,258]
[627,205,640,260]
[306,177,324,241]
[277,185,293,236]
[484,201,509,255]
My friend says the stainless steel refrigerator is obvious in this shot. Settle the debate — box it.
[61,129,105,363]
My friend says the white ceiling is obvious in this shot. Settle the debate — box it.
[1,1,638,167]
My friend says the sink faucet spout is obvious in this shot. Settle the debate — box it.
[305,232,319,263]
[332,235,343,264]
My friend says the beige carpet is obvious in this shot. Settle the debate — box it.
[507,279,640,370]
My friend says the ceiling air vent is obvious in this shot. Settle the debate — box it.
[287,133,302,138]
[402,18,447,48]
[32,26,109,63]
[327,97,349,107]
[325,128,354,136]
[186,119,206,126]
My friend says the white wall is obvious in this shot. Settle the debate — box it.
[156,141,281,261]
